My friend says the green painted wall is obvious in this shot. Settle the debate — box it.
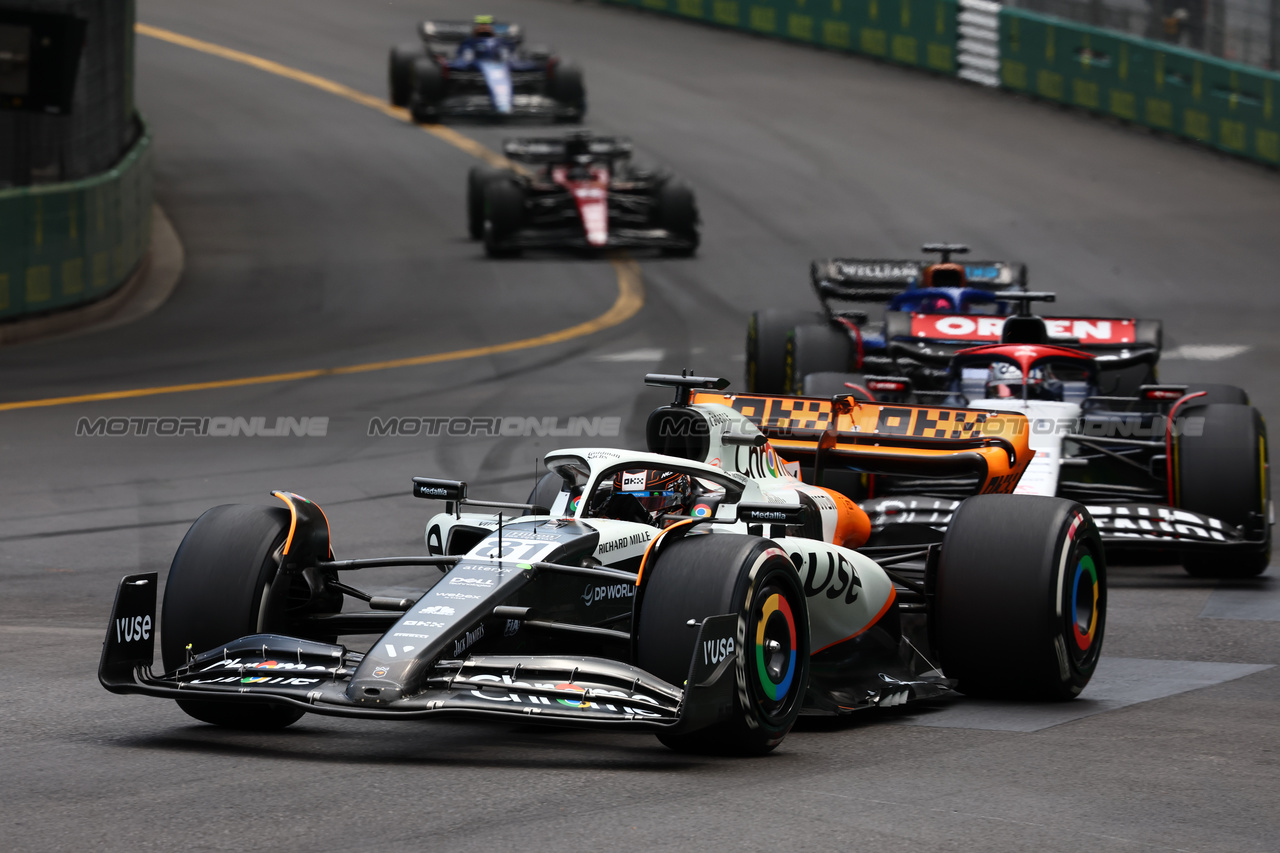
[601,0,1280,167]
[1000,8,1280,166]
[602,0,959,74]
[0,126,152,321]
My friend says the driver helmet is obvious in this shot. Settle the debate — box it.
[473,14,496,37]
[611,469,691,517]
[564,131,594,166]
[985,363,1062,400]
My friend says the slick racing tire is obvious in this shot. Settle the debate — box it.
[547,58,586,119]
[655,180,699,257]
[802,372,872,401]
[1175,403,1270,578]
[746,309,821,394]
[408,57,445,123]
[636,533,810,755]
[162,505,338,729]
[934,495,1105,700]
[467,166,501,240]
[1183,383,1250,406]
[482,179,525,258]
[388,43,423,107]
[787,323,853,396]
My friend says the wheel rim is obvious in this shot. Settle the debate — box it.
[750,579,803,723]
[1060,522,1104,674]
[1069,553,1100,659]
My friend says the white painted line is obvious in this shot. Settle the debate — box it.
[1163,344,1252,361]
[958,10,1000,29]
[594,348,664,362]
[1200,567,1280,621]
[894,657,1273,731]
[958,54,1001,73]
[958,68,1001,87]
[958,37,1001,58]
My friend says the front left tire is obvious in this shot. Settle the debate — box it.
[636,533,810,755]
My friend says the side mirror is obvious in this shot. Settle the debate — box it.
[412,478,467,502]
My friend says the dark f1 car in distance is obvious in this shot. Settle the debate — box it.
[388,17,585,123]
[101,375,1104,755]
[783,302,1271,578]
[746,243,1163,398]
[469,132,699,257]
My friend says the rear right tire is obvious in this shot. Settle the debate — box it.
[655,179,699,256]
[1175,403,1270,578]
[388,43,423,107]
[547,58,586,119]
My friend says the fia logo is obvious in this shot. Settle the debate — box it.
[115,614,151,644]
[702,636,735,666]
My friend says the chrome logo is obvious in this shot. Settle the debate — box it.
[1071,554,1099,650]
[755,593,797,700]
[691,503,712,518]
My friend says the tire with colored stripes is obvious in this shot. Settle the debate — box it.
[933,494,1105,700]
[636,533,810,755]
[1175,403,1270,577]
[745,309,820,393]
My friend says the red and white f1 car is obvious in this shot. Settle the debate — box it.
[468,132,699,257]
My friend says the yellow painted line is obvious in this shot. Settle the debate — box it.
[135,24,516,168]
[0,259,642,412]
[0,27,645,413]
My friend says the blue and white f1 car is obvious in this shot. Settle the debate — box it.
[388,19,586,123]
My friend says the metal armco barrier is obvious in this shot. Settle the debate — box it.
[0,125,152,322]
[999,7,1280,166]
[601,0,960,74]
[600,0,1280,166]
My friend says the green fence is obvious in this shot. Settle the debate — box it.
[0,122,153,322]
[999,9,1280,166]
[602,0,960,74]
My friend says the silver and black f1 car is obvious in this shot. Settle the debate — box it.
[469,132,699,257]
[747,244,1162,398]
[101,375,1104,755]
[388,19,585,123]
[786,304,1272,579]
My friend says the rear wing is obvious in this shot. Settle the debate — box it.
[886,312,1160,349]
[503,136,633,163]
[810,258,1027,302]
[420,21,523,43]
[689,391,1034,495]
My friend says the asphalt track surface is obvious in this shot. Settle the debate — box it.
[2,1,1279,850]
